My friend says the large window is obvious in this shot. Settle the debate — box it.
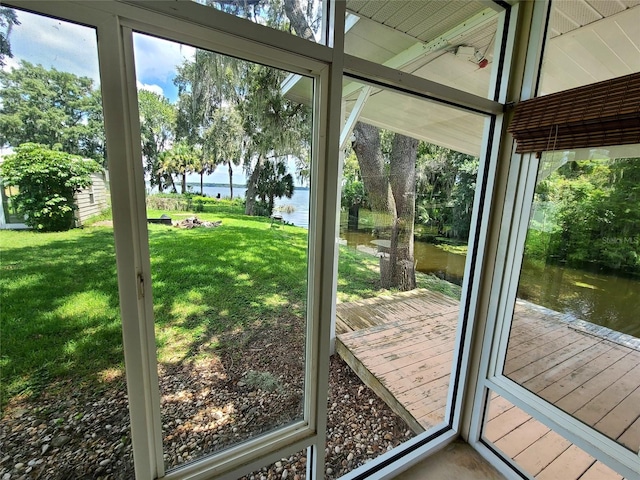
[0,9,129,479]
[331,77,490,477]
[132,31,314,470]
[472,1,640,479]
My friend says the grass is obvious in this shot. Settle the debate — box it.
[1,200,461,411]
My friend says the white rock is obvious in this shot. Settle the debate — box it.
[99,459,110,467]
[281,469,288,479]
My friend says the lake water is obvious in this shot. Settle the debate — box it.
[195,185,310,228]
[190,184,640,336]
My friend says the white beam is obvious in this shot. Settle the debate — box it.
[339,86,371,150]
[281,13,359,96]
[342,7,499,98]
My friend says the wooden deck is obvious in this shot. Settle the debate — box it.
[335,289,639,478]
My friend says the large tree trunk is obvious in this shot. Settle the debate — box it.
[181,173,187,194]
[389,133,418,290]
[245,154,264,215]
[352,122,417,291]
[200,171,204,195]
[284,0,315,41]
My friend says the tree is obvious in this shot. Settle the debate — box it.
[204,106,244,198]
[352,122,418,290]
[255,159,294,216]
[0,7,19,67]
[0,143,101,231]
[138,90,176,192]
[415,144,479,239]
[159,141,200,194]
[0,61,105,165]
[240,64,310,215]
[341,151,368,230]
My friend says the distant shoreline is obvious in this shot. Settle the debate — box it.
[186,182,309,190]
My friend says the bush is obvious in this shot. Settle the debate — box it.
[146,194,188,211]
[0,143,101,231]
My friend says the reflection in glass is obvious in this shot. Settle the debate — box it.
[132,33,313,469]
[504,146,640,453]
[344,3,502,99]
[191,0,325,43]
[0,8,132,479]
[332,79,487,477]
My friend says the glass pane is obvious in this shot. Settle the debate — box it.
[482,391,628,479]
[332,78,488,477]
[132,32,313,470]
[191,0,325,44]
[504,145,640,453]
[344,2,504,99]
[0,8,132,479]
[539,0,640,95]
[240,449,307,479]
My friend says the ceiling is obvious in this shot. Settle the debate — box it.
[285,1,640,156]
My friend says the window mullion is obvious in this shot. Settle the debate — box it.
[97,17,165,480]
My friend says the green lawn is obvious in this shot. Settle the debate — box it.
[0,202,458,410]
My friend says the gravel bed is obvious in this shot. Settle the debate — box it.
[1,324,414,480]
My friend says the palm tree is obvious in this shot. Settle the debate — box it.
[160,141,199,194]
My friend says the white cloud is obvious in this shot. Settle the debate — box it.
[10,10,100,84]
[132,33,195,85]
[1,56,20,73]
[7,9,195,93]
[136,81,165,96]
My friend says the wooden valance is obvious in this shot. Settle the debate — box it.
[508,72,640,154]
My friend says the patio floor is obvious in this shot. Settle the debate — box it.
[335,288,638,479]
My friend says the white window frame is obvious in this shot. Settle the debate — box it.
[466,1,640,479]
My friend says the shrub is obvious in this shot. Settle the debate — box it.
[0,143,101,231]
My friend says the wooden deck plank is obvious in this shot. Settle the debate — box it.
[535,346,631,403]
[617,416,640,454]
[505,329,577,374]
[536,445,595,480]
[522,342,615,393]
[578,461,625,480]
[592,384,640,448]
[484,405,532,441]
[512,431,572,476]
[493,418,551,458]
[508,334,603,385]
[555,353,640,414]
[486,394,516,421]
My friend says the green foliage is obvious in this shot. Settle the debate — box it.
[159,141,201,193]
[138,90,176,191]
[255,160,294,216]
[0,7,20,67]
[0,143,101,231]
[524,157,640,275]
[244,370,282,392]
[146,193,189,212]
[0,61,105,164]
[415,144,478,240]
[341,179,367,209]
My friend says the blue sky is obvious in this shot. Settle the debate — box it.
[6,9,247,184]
